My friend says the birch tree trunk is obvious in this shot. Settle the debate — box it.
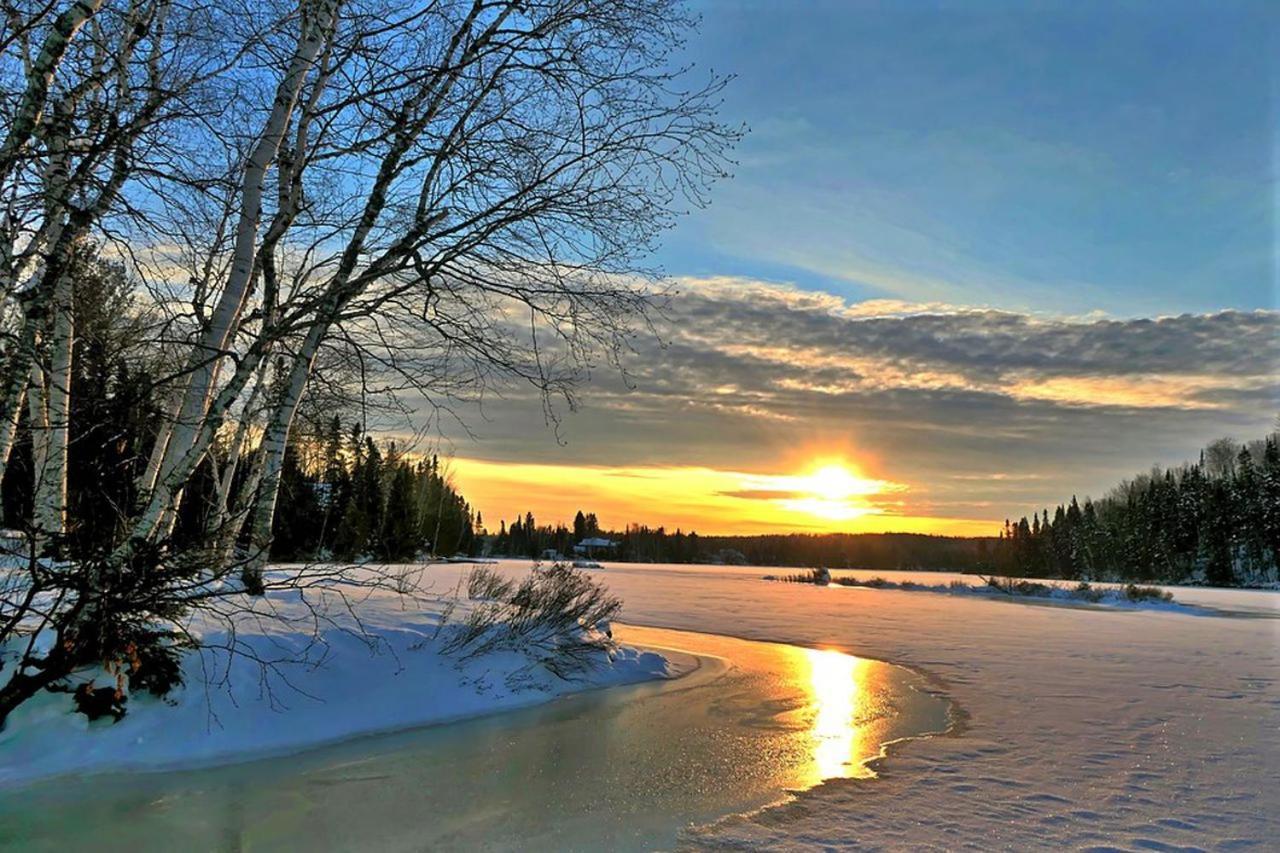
[0,321,35,478]
[0,147,73,485]
[243,338,320,581]
[0,0,107,185]
[30,271,73,543]
[26,360,50,502]
[143,0,338,521]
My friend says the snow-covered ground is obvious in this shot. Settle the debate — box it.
[569,562,1279,849]
[0,566,671,786]
[3,559,1276,850]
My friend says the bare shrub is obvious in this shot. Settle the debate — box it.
[444,565,622,679]
[985,576,1051,597]
[466,567,514,601]
[1123,583,1174,603]
[1073,582,1105,603]
[778,570,828,585]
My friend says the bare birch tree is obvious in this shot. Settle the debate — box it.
[0,0,738,725]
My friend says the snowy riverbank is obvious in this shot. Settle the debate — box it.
[0,567,673,787]
[556,561,1279,849]
[764,570,1214,614]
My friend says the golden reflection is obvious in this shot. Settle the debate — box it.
[803,647,873,781]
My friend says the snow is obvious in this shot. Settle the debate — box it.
[572,562,1280,849]
[3,558,1277,849]
[0,566,673,787]
[766,571,1210,614]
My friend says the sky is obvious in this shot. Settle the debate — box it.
[431,0,1279,537]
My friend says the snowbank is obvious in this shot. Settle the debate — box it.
[766,571,1207,614]
[0,568,672,787]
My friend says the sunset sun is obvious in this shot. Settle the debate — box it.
[768,461,894,524]
[803,463,874,502]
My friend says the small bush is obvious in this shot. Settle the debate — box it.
[948,579,970,591]
[467,567,514,601]
[778,570,830,585]
[445,564,622,678]
[1123,583,1173,603]
[72,683,127,722]
[1072,582,1105,603]
[864,576,889,588]
[125,632,190,698]
[985,576,1052,597]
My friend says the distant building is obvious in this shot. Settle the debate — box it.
[573,537,618,557]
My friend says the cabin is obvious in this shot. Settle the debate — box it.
[573,537,618,558]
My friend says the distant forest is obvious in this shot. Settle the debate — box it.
[487,513,997,571]
[991,433,1279,587]
[268,417,477,563]
[485,432,1280,588]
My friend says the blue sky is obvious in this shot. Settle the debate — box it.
[656,0,1277,316]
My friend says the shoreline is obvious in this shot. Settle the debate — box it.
[0,625,959,852]
[0,594,681,790]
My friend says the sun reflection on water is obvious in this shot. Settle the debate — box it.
[803,647,874,781]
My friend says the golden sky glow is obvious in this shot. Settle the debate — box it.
[414,276,1276,540]
[447,455,996,536]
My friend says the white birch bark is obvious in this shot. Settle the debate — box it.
[243,341,317,578]
[29,270,72,541]
[0,121,73,485]
[0,323,34,477]
[0,0,107,186]
[205,354,272,545]
[144,0,338,517]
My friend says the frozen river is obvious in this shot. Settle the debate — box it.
[0,624,950,851]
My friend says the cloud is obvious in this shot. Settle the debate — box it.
[658,277,1279,411]
[417,276,1277,531]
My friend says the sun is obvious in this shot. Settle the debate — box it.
[805,464,866,502]
[768,460,891,523]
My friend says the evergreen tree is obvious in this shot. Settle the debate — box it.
[992,432,1279,586]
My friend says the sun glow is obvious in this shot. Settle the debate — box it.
[450,456,993,536]
[767,460,895,522]
[805,464,867,501]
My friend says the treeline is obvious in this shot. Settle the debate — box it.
[993,434,1280,586]
[271,418,476,563]
[686,531,996,570]
[0,256,474,562]
[488,510,599,559]
[484,508,996,570]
